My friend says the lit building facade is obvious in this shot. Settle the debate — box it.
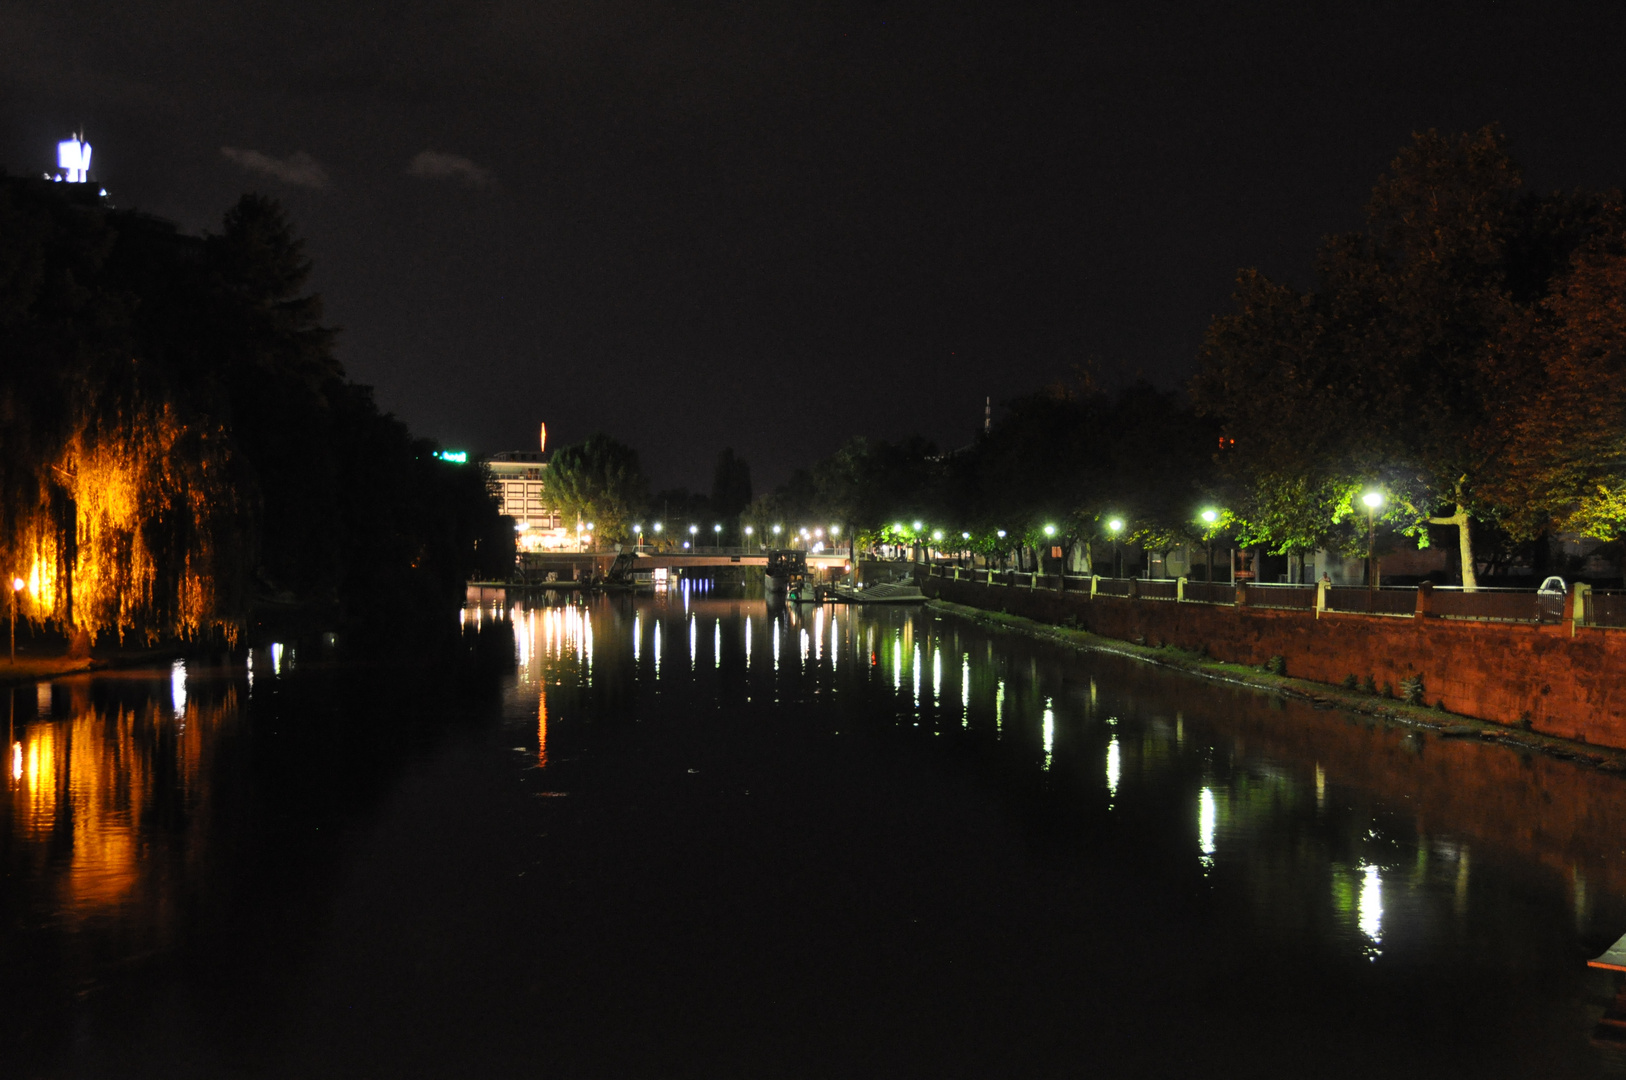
[485,451,583,552]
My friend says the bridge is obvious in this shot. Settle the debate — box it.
[509,548,852,580]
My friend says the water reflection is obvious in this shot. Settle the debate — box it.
[7,595,1626,1075]
[4,674,235,919]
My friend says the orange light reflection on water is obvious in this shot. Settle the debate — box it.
[5,680,231,919]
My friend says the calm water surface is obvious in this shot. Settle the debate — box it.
[4,588,1626,1077]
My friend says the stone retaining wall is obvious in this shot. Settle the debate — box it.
[922,574,1626,750]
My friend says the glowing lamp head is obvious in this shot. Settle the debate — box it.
[772,524,782,535]
[744,526,754,536]
[633,524,642,533]
[1108,518,1123,533]
[653,522,663,533]
[997,529,1006,538]
[1201,509,1217,524]
[912,520,923,531]
[1362,491,1384,510]
[713,524,722,533]
[586,522,594,531]
[814,528,823,537]
[1043,524,1056,537]
[11,577,23,592]
[830,525,840,536]
[962,532,970,540]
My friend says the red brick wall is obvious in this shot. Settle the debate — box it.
[923,575,1626,749]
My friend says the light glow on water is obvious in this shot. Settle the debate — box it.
[745,617,751,665]
[714,620,721,669]
[270,643,284,676]
[893,639,902,691]
[1042,699,1054,769]
[932,648,941,705]
[913,646,922,706]
[170,661,186,717]
[773,620,781,673]
[962,655,970,726]
[634,614,641,662]
[689,616,696,671]
[1358,863,1383,957]
[995,679,1005,733]
[654,621,662,675]
[815,608,824,662]
[1199,787,1217,869]
[1106,735,1120,800]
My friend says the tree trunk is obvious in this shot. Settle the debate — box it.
[1429,506,1477,591]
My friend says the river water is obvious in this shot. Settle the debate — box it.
[4,589,1626,1077]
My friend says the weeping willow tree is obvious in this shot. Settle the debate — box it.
[0,177,503,648]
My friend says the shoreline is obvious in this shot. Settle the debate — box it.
[926,597,1626,775]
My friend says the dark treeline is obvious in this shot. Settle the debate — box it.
[0,178,509,648]
[734,126,1626,585]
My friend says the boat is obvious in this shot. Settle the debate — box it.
[831,581,926,604]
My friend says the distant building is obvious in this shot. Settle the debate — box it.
[484,451,577,552]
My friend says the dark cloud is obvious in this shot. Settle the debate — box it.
[407,150,492,188]
[220,147,329,189]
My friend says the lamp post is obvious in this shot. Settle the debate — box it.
[1362,491,1384,605]
[10,577,23,663]
[713,523,722,551]
[1108,519,1124,578]
[1200,509,1218,584]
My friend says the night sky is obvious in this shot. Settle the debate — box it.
[5,1,1626,489]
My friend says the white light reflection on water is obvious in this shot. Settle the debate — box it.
[745,617,752,665]
[654,621,662,676]
[814,608,824,663]
[1042,698,1054,769]
[995,679,1005,733]
[713,620,721,669]
[270,643,284,676]
[893,638,902,691]
[1106,735,1120,802]
[830,613,837,671]
[246,651,254,692]
[170,661,187,717]
[961,656,970,726]
[773,621,781,673]
[912,646,922,707]
[932,647,941,705]
[689,616,696,672]
[801,629,810,664]
[1199,787,1216,870]
[1316,764,1326,810]
[584,614,593,675]
[1358,864,1384,959]
[12,741,21,781]
[634,614,641,663]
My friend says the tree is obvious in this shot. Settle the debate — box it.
[710,448,753,532]
[546,434,649,545]
[1193,126,1607,588]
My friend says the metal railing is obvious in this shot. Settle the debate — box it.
[925,569,1626,630]
[1138,578,1179,601]
[1324,586,1416,616]
[1246,583,1317,610]
[1183,580,1234,605]
[1585,590,1626,628]
[1429,586,1552,624]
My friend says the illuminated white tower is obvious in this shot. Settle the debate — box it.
[56,133,92,183]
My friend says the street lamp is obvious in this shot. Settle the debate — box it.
[1362,490,1385,602]
[634,523,643,550]
[10,576,23,663]
[1200,509,1218,583]
[1108,518,1124,578]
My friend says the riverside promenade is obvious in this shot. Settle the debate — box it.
[920,566,1626,750]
